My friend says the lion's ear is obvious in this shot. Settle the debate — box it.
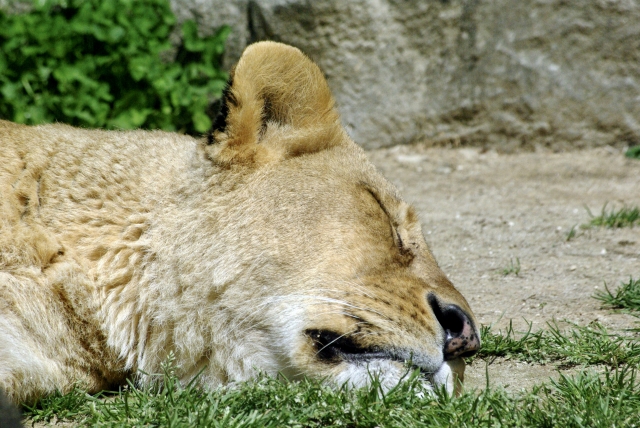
[205,41,344,167]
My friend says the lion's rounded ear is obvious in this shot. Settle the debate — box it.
[205,41,345,167]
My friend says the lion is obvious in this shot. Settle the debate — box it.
[0,41,479,405]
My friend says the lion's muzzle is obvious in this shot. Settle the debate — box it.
[428,293,481,360]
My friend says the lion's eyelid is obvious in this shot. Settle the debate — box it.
[360,182,410,255]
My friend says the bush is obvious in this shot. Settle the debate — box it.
[0,0,229,134]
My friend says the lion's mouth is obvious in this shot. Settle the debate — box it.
[306,329,389,362]
[305,329,438,378]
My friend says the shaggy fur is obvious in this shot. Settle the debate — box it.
[0,42,479,404]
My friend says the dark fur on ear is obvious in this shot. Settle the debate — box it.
[205,42,344,166]
[206,74,235,145]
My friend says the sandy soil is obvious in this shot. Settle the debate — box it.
[368,145,640,392]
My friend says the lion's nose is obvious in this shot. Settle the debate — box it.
[427,294,480,360]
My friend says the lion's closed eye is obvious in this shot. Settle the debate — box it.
[360,183,414,265]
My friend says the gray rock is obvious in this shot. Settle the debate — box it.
[176,0,640,151]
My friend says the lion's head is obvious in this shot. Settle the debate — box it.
[148,42,480,394]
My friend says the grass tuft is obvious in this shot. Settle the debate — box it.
[520,366,640,427]
[478,321,640,366]
[23,386,99,423]
[501,258,521,276]
[595,277,640,312]
[625,145,640,159]
[585,204,640,228]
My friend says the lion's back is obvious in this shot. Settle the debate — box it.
[0,120,200,273]
[0,120,203,403]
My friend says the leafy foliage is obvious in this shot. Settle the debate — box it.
[0,0,229,133]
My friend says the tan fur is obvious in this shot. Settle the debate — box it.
[0,42,478,404]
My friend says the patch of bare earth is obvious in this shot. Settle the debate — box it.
[368,145,640,392]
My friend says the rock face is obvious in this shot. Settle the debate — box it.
[172,0,640,151]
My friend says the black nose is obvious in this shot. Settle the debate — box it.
[427,294,480,360]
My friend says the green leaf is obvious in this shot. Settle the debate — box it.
[1,82,22,100]
[192,110,211,133]
[107,26,126,43]
[182,20,205,52]
[109,108,153,129]
[128,56,153,81]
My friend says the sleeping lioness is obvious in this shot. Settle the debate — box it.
[0,41,479,404]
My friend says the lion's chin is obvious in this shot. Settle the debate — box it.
[432,359,465,396]
[321,358,464,396]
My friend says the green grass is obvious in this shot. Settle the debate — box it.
[626,145,640,159]
[479,321,640,366]
[501,257,521,276]
[595,277,640,313]
[585,204,640,228]
[520,366,640,427]
[565,224,578,241]
[24,364,640,427]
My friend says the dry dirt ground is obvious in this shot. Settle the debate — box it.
[368,145,640,393]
